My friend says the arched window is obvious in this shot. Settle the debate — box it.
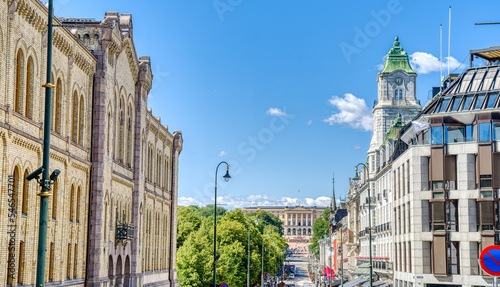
[53,78,62,133]
[14,49,24,114]
[13,166,19,211]
[73,243,77,278]
[66,244,71,279]
[107,111,111,155]
[69,185,74,221]
[394,89,403,100]
[22,170,28,214]
[83,34,90,45]
[18,241,24,284]
[78,95,84,145]
[72,92,78,142]
[119,99,124,162]
[127,106,133,166]
[77,186,81,223]
[25,56,34,119]
[49,242,54,281]
[51,181,57,219]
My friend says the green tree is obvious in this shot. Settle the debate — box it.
[177,219,213,287]
[247,209,284,236]
[309,208,330,258]
[177,206,202,248]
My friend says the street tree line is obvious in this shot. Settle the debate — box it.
[309,208,330,258]
[177,205,287,287]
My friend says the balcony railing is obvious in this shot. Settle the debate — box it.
[115,209,135,245]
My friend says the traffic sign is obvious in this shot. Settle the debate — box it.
[480,245,500,276]
[220,284,229,287]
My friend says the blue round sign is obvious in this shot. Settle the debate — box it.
[220,284,229,287]
[480,245,500,276]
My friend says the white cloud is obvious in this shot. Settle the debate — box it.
[217,150,228,157]
[306,120,313,125]
[178,196,203,206]
[409,52,461,74]
[266,107,286,116]
[376,63,384,71]
[323,93,373,132]
[352,144,361,150]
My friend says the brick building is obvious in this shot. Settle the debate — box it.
[0,2,181,287]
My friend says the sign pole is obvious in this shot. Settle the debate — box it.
[494,276,498,287]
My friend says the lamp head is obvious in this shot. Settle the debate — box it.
[255,219,259,225]
[223,166,231,182]
[352,166,360,181]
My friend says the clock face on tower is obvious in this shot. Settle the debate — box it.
[394,77,403,86]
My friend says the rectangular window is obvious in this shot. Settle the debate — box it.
[466,125,474,142]
[431,201,446,231]
[474,94,487,109]
[431,126,443,145]
[477,201,495,231]
[445,126,465,143]
[461,95,474,111]
[438,98,451,112]
[447,200,458,231]
[479,123,492,142]
[480,175,492,189]
[493,123,500,140]
[450,96,463,111]
[447,242,460,274]
[486,93,499,109]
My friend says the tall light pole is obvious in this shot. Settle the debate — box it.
[256,218,264,287]
[340,223,344,287]
[248,218,257,287]
[353,163,372,287]
[213,162,231,287]
[24,0,60,285]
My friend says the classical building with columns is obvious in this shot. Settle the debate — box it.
[242,206,327,241]
[0,2,181,287]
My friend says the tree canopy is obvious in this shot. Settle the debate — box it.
[309,208,330,258]
[177,207,287,286]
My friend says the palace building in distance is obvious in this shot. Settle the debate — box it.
[242,206,328,242]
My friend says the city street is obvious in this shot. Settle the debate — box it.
[284,250,314,287]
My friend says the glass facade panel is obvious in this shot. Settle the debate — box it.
[470,70,485,92]
[431,126,443,145]
[450,96,462,111]
[479,122,492,142]
[474,94,486,110]
[445,126,465,143]
[466,125,474,142]
[486,93,499,109]
[482,68,498,91]
[438,98,451,113]
[494,123,500,140]
[460,95,474,111]
[459,73,474,93]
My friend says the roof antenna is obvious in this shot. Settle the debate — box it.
[440,24,443,92]
[448,6,451,77]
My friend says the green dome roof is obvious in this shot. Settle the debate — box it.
[381,36,416,74]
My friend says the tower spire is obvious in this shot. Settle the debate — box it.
[331,173,337,212]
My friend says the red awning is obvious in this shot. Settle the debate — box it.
[323,266,335,279]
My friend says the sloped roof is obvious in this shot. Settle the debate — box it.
[380,36,415,74]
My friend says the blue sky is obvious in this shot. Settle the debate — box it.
[57,0,500,209]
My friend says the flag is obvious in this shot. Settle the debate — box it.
[412,120,430,133]
[298,189,300,193]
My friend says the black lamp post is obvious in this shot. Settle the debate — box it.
[353,163,372,287]
[213,161,231,287]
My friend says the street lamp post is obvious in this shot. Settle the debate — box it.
[340,223,344,287]
[213,162,231,287]
[247,219,251,287]
[353,163,372,287]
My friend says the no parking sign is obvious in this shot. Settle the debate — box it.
[480,245,500,276]
[220,284,229,287]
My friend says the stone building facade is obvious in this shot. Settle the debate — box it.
[341,40,500,287]
[0,2,181,287]
[242,206,327,241]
